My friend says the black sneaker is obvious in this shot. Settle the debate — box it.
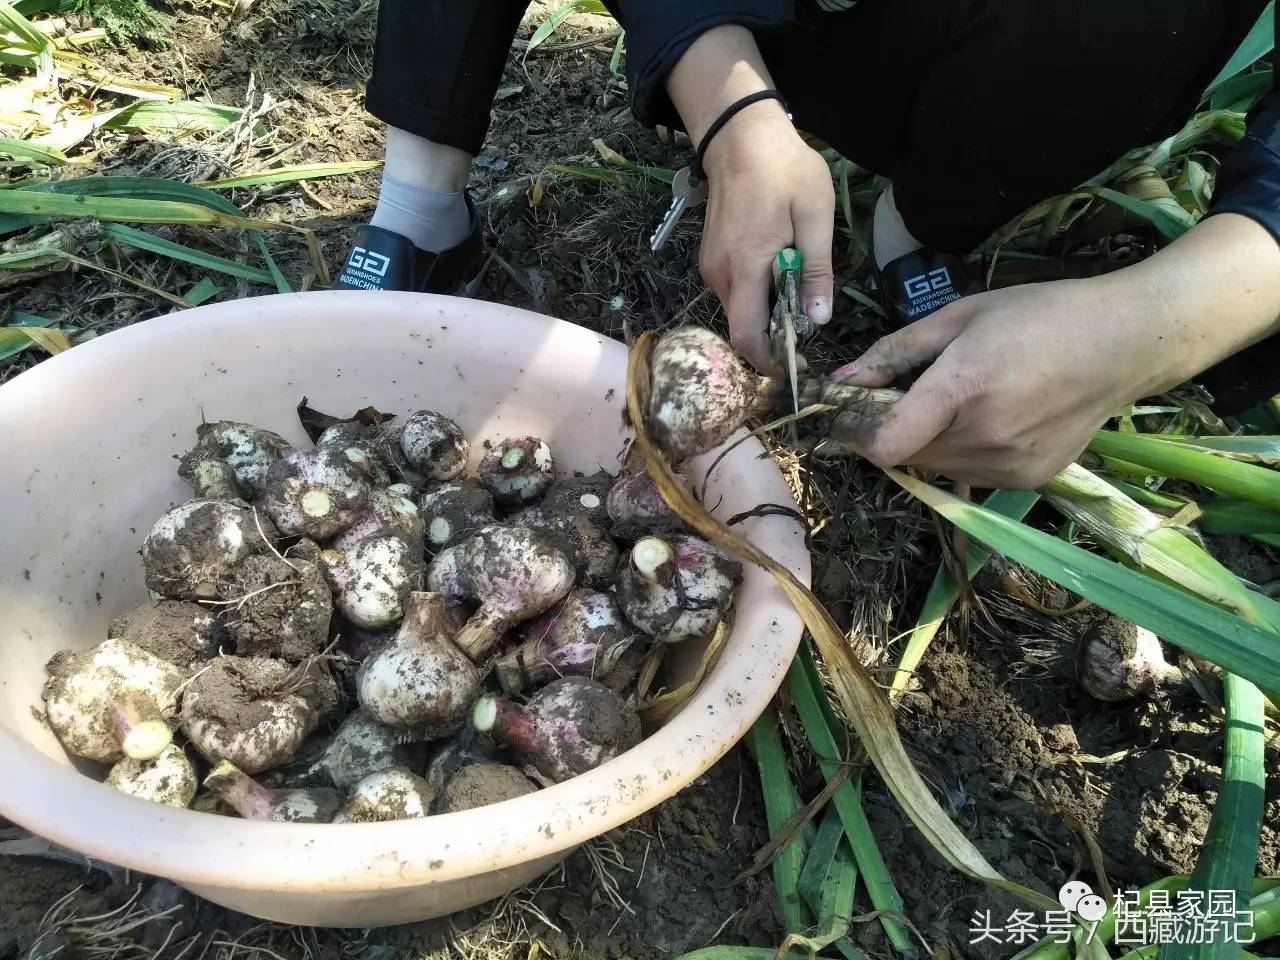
[333,204,483,294]
[874,248,978,328]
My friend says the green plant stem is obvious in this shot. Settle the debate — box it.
[746,711,810,934]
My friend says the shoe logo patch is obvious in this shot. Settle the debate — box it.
[347,246,391,278]
[903,267,952,300]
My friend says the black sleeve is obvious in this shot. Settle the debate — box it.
[1209,89,1280,245]
[600,0,795,129]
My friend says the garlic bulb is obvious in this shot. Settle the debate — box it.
[513,507,619,590]
[260,448,371,540]
[177,420,292,501]
[43,638,182,763]
[107,599,218,669]
[180,655,338,774]
[321,708,410,789]
[418,480,496,552]
[472,676,640,783]
[330,485,424,552]
[203,760,340,823]
[142,499,275,600]
[616,534,742,644]
[477,436,554,508]
[318,421,409,488]
[333,767,435,823]
[541,471,614,527]
[426,525,575,661]
[399,410,469,482]
[1076,616,1182,701]
[494,588,640,695]
[321,534,423,629]
[606,468,686,541]
[106,744,196,808]
[355,592,480,736]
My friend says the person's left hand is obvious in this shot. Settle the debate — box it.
[828,275,1171,489]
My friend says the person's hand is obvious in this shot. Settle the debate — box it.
[828,276,1170,488]
[664,24,835,373]
[697,109,836,373]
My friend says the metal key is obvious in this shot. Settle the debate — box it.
[649,166,708,251]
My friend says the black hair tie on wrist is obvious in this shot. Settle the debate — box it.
[691,89,791,182]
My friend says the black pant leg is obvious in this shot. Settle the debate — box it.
[762,0,1267,252]
[365,0,529,155]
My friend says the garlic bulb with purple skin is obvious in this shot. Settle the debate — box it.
[203,760,340,822]
[106,744,196,808]
[355,592,481,736]
[333,767,436,823]
[472,676,641,783]
[1076,616,1183,702]
[494,588,640,695]
[330,484,424,551]
[180,655,339,774]
[400,410,469,482]
[478,436,554,508]
[321,534,423,629]
[260,447,371,540]
[43,638,183,763]
[178,421,293,501]
[426,525,576,661]
[616,534,742,644]
[605,468,687,541]
[419,480,497,552]
[141,499,276,600]
[645,325,900,461]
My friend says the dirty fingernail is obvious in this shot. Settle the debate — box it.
[805,296,831,324]
[831,360,859,381]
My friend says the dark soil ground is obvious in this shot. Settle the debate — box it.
[2,2,1279,959]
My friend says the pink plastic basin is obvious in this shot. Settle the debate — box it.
[0,292,809,926]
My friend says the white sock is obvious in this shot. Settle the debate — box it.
[872,185,924,269]
[370,175,472,253]
[371,127,474,253]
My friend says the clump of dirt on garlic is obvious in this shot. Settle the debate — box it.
[331,485,424,551]
[180,655,338,774]
[424,725,499,796]
[427,524,575,661]
[178,421,293,500]
[217,551,332,662]
[333,767,435,823]
[473,676,640,782]
[142,499,276,600]
[43,638,183,763]
[203,760,341,823]
[606,468,687,541]
[616,533,743,643]
[107,599,218,669]
[399,409,469,481]
[106,744,196,808]
[356,592,480,735]
[321,534,422,629]
[478,436,554,507]
[261,447,371,540]
[438,762,535,813]
[1076,616,1183,701]
[418,479,496,552]
[494,588,640,695]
